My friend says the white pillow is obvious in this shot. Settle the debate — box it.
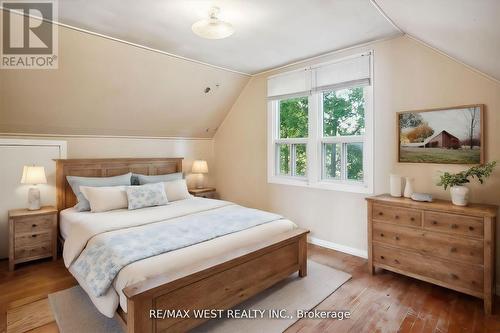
[163,179,192,201]
[80,186,128,213]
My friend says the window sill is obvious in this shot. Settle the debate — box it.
[268,176,373,194]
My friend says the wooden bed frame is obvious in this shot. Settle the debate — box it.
[55,158,309,333]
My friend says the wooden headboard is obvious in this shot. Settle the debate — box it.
[55,158,183,211]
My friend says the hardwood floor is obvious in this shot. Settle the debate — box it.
[0,244,499,333]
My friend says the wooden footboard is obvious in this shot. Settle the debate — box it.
[122,228,309,333]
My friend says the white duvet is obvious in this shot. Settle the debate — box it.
[62,198,297,318]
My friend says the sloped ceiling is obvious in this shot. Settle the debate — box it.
[0,18,249,138]
[375,0,500,82]
[57,0,401,74]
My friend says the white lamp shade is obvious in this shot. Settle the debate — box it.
[21,166,47,185]
[192,160,208,174]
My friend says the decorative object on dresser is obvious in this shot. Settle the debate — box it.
[191,160,209,188]
[20,165,47,210]
[189,187,217,199]
[398,104,484,164]
[8,206,57,271]
[437,161,496,206]
[403,177,414,198]
[390,174,402,197]
[366,194,497,314]
[410,192,433,202]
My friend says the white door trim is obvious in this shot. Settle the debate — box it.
[0,138,67,158]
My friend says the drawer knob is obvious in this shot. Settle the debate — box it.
[394,259,400,264]
[432,220,437,225]
[450,273,459,280]
[410,217,415,221]
[380,233,384,237]
[450,247,457,253]
[395,235,400,240]
[395,215,400,219]
[31,234,37,238]
[32,224,37,228]
[380,256,385,259]
[451,224,458,229]
[469,226,474,231]
[378,212,383,216]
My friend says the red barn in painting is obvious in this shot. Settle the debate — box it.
[424,130,460,149]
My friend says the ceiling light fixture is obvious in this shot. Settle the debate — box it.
[192,7,234,39]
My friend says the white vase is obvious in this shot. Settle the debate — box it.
[450,185,469,206]
[403,177,414,198]
[390,174,402,197]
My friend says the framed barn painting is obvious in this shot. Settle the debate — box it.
[398,105,484,164]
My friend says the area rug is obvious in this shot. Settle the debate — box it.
[49,261,351,333]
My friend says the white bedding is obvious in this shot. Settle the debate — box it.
[62,198,297,318]
[59,207,82,240]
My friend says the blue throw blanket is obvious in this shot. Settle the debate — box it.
[72,205,283,296]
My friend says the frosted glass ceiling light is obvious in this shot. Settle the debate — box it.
[192,7,234,39]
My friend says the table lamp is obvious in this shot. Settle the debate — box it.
[21,165,47,210]
[191,160,208,189]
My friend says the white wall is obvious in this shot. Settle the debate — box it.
[214,35,500,261]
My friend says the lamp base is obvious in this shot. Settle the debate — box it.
[196,173,205,189]
[28,187,41,211]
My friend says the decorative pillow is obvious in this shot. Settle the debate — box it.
[67,173,132,211]
[80,186,128,213]
[130,174,140,186]
[126,182,168,210]
[136,172,183,185]
[163,179,192,202]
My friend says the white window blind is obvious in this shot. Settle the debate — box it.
[267,52,371,99]
[312,54,370,92]
[267,69,311,100]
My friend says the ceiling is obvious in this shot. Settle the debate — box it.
[57,0,401,75]
[376,0,500,81]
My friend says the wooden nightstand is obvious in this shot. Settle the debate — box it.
[189,187,217,199]
[8,206,58,271]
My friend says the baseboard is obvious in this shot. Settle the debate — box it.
[309,237,368,259]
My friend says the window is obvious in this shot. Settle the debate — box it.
[267,53,373,193]
[321,87,365,182]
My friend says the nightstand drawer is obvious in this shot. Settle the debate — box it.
[197,191,217,199]
[15,215,53,234]
[15,232,52,248]
[15,242,52,260]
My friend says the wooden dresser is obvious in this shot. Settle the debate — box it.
[366,194,497,314]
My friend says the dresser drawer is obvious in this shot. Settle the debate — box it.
[373,244,483,293]
[15,232,52,248]
[373,222,483,265]
[14,215,53,234]
[15,242,52,260]
[424,211,483,238]
[372,204,421,227]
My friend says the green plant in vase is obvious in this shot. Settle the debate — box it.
[437,161,496,206]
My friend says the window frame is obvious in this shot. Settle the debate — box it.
[272,95,310,180]
[267,54,374,194]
